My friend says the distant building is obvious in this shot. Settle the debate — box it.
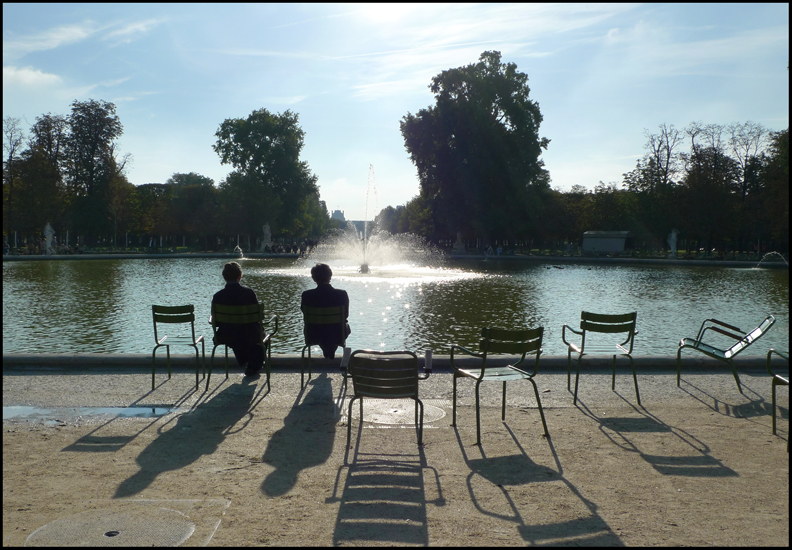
[582,231,634,254]
[331,210,345,222]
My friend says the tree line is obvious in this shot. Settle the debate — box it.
[4,52,789,255]
[380,51,788,255]
[3,102,333,251]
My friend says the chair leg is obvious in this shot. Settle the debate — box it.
[528,378,550,437]
[501,381,507,421]
[166,346,172,380]
[193,347,200,391]
[567,350,572,391]
[629,355,641,406]
[151,349,157,391]
[676,347,683,387]
[346,396,358,449]
[772,378,778,435]
[612,355,616,391]
[452,373,458,426]
[224,346,229,380]
[728,360,743,394]
[206,346,218,392]
[573,357,582,405]
[475,379,483,445]
[416,398,424,445]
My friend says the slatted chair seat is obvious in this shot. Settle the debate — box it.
[676,315,776,394]
[151,304,205,391]
[451,327,549,445]
[562,311,641,406]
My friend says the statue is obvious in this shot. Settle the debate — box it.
[44,223,55,255]
[452,232,466,254]
[261,223,272,252]
[667,229,679,258]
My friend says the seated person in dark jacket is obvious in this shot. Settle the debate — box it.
[301,263,351,359]
[212,261,264,377]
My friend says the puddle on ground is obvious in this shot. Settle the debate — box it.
[3,405,181,424]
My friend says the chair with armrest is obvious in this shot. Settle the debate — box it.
[766,348,788,441]
[151,304,205,391]
[676,315,775,394]
[209,301,278,391]
[301,305,349,389]
[346,350,431,447]
[451,327,549,445]
[562,311,640,406]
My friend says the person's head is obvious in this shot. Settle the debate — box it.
[311,263,332,285]
[222,261,243,282]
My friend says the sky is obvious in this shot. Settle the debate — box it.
[3,3,789,222]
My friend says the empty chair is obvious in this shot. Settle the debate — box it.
[301,306,349,389]
[151,304,205,391]
[562,311,640,406]
[346,350,430,446]
[451,327,549,445]
[676,315,776,394]
[766,349,788,438]
[208,301,278,391]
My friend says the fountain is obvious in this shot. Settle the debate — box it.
[304,165,444,275]
[756,251,789,268]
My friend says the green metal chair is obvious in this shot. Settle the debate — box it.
[766,349,789,440]
[209,301,278,391]
[300,305,349,389]
[346,350,430,447]
[451,327,549,445]
[562,311,640,406]
[151,304,205,391]
[676,315,776,394]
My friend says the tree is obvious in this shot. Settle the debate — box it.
[400,51,550,242]
[64,99,128,242]
[213,108,319,238]
[3,116,26,235]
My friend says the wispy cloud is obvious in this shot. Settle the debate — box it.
[3,65,62,87]
[3,21,102,61]
[103,18,167,45]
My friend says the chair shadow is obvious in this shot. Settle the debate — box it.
[114,376,265,498]
[455,424,621,546]
[325,412,445,546]
[259,371,337,497]
[575,394,738,478]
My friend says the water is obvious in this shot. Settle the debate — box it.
[3,405,178,424]
[2,257,788,356]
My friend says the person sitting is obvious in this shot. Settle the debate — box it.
[301,263,351,359]
[212,261,264,377]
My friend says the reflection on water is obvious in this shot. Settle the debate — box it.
[3,258,788,356]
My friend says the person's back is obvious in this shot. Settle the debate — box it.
[212,261,263,376]
[301,263,350,359]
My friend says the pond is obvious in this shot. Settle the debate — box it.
[2,257,788,356]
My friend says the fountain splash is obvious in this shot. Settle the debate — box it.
[755,251,789,268]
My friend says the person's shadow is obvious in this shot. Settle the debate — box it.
[260,372,336,496]
[114,378,261,498]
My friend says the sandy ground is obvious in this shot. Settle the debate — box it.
[3,366,789,546]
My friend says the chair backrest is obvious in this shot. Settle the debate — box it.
[302,305,347,345]
[211,301,264,340]
[579,311,637,351]
[724,314,775,359]
[349,350,419,399]
[152,304,197,342]
[480,327,543,356]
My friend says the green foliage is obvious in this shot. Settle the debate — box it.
[401,51,550,241]
[213,108,319,236]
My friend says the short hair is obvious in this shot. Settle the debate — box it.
[222,261,242,282]
[311,263,332,284]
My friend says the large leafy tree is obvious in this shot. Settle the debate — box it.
[400,51,550,241]
[213,108,319,238]
[65,99,128,242]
